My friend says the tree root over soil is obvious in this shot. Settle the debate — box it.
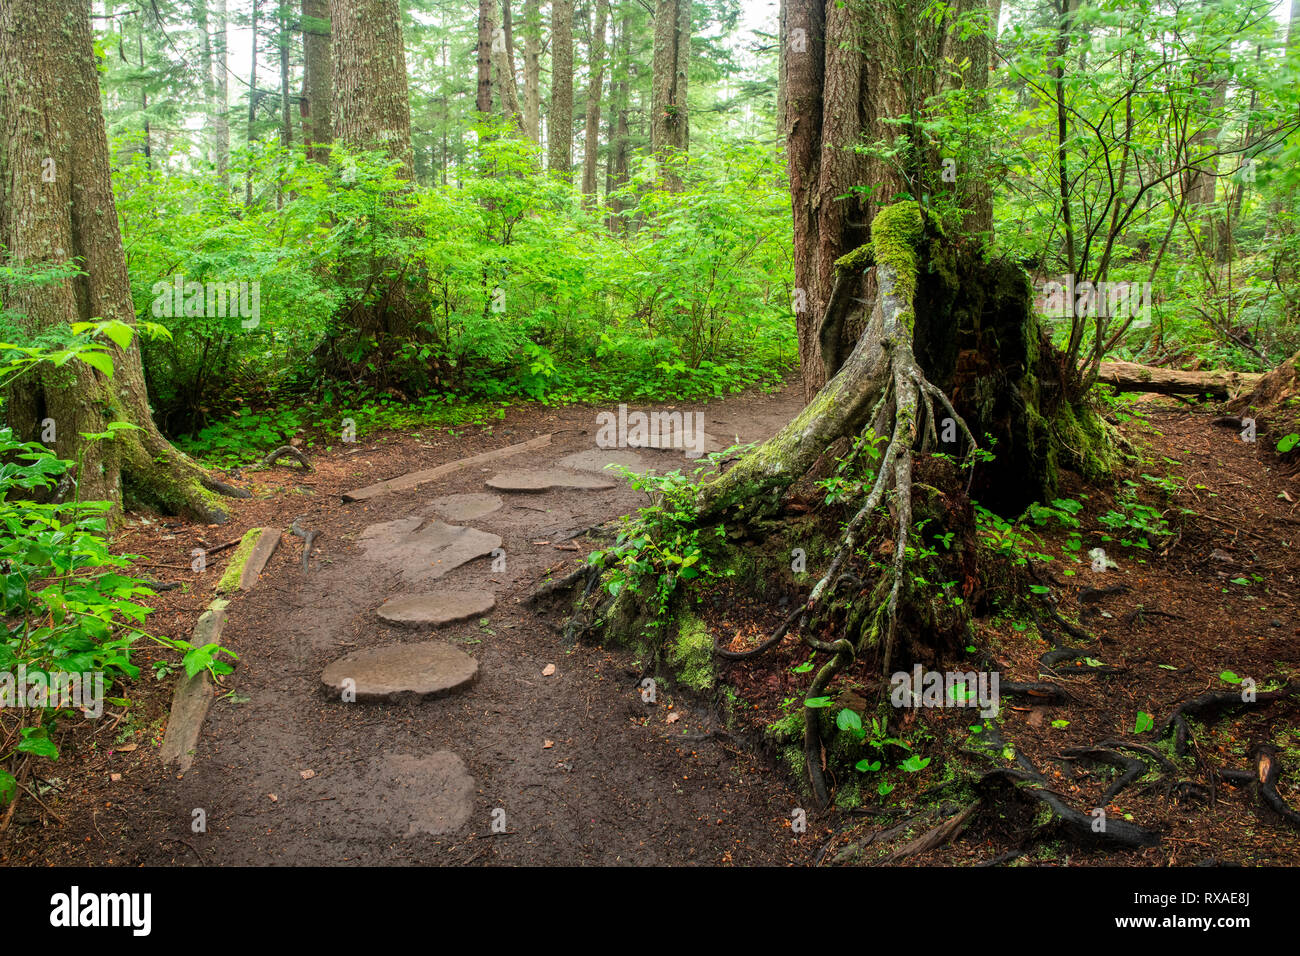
[531,205,1160,855]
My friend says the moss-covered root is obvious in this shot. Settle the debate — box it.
[120,429,246,524]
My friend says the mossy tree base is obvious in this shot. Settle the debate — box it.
[553,202,1119,807]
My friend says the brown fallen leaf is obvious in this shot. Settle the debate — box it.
[542,663,556,676]
[115,743,138,753]
[666,712,681,724]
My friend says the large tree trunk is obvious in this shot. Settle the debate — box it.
[302,0,333,163]
[650,0,689,189]
[330,0,416,179]
[787,0,996,400]
[605,7,631,229]
[0,0,244,522]
[327,0,428,384]
[782,0,826,400]
[581,0,608,202]
[555,0,1119,813]
[548,0,575,178]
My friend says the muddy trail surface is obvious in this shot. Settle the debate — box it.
[7,388,1299,868]
[12,386,817,867]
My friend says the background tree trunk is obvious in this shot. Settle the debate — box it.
[781,0,826,399]
[582,0,608,201]
[522,0,542,142]
[330,0,416,180]
[302,0,332,163]
[650,0,689,189]
[496,0,526,133]
[213,0,231,191]
[477,0,495,115]
[548,0,574,177]
[0,0,240,521]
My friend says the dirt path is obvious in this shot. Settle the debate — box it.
[26,385,821,866]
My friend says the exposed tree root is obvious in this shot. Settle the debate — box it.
[1252,746,1300,829]
[1161,682,1299,756]
[259,445,312,470]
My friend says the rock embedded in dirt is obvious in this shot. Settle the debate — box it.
[485,469,617,493]
[321,641,479,701]
[557,449,648,475]
[370,751,475,837]
[424,492,504,521]
[377,590,496,627]
[357,517,501,584]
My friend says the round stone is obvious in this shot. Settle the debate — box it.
[377,589,496,627]
[321,641,478,701]
[372,751,474,837]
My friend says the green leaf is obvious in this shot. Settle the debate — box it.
[75,350,114,377]
[1134,711,1154,734]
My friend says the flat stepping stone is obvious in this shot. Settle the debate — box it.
[377,589,496,627]
[424,492,503,521]
[372,751,474,837]
[342,434,552,502]
[321,640,478,701]
[358,517,501,584]
[626,430,722,457]
[558,449,647,474]
[485,469,617,493]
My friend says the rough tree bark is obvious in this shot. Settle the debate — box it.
[548,0,575,178]
[213,0,231,190]
[0,0,245,521]
[302,0,333,163]
[496,0,526,134]
[650,0,689,189]
[522,0,542,142]
[581,0,609,202]
[327,0,429,383]
[477,0,495,116]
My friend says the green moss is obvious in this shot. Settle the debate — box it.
[870,201,925,314]
[667,613,715,692]
[215,527,264,593]
[1052,400,1122,484]
[834,243,876,273]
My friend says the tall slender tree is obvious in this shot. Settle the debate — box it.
[582,0,609,200]
[549,0,575,177]
[522,0,542,141]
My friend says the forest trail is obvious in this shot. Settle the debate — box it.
[24,384,820,866]
[7,386,1300,867]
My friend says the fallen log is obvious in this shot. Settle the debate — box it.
[1095,361,1262,399]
